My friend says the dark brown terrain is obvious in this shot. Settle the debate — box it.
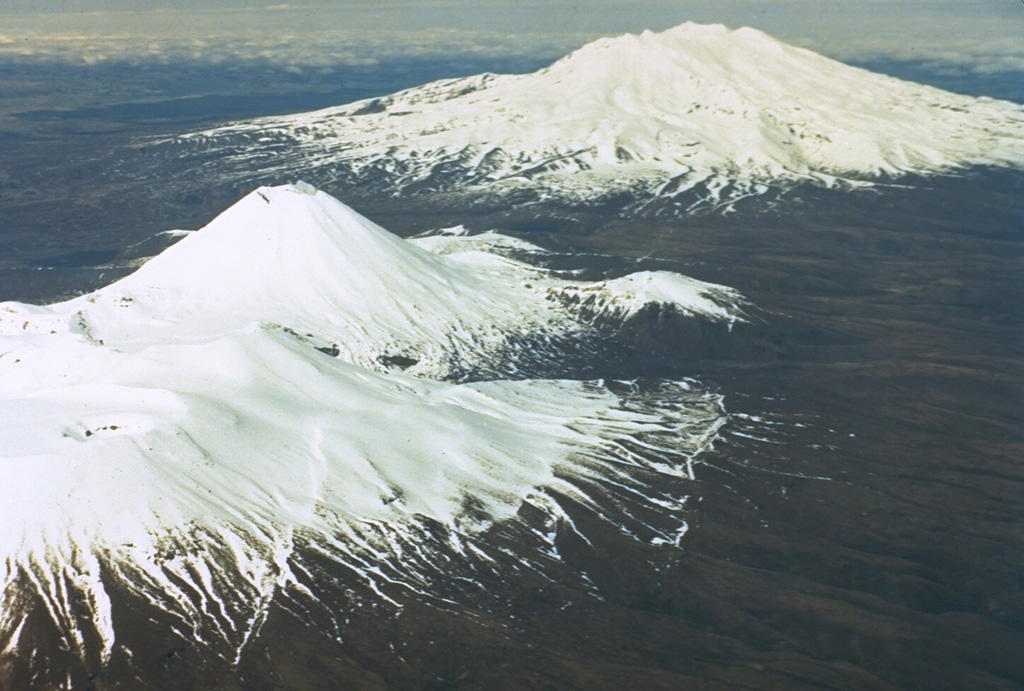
[212,173,1024,691]
[1,85,1022,688]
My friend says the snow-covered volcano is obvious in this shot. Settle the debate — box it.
[0,184,745,674]
[173,23,1024,212]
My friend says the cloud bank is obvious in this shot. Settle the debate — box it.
[0,3,1020,80]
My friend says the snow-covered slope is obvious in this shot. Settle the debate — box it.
[20,182,742,378]
[175,23,1024,211]
[0,184,743,668]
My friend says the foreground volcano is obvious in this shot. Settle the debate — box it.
[0,184,747,685]
[173,23,1024,213]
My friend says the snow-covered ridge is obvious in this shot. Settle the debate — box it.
[4,183,743,378]
[0,184,743,668]
[176,22,1024,211]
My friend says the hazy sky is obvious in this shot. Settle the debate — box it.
[0,1,1021,75]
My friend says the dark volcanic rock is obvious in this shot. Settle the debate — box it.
[611,303,785,362]
[2,139,1023,690]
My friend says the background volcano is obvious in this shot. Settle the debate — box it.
[167,23,1024,214]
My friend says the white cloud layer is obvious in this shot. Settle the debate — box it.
[0,2,1020,77]
[0,27,582,71]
